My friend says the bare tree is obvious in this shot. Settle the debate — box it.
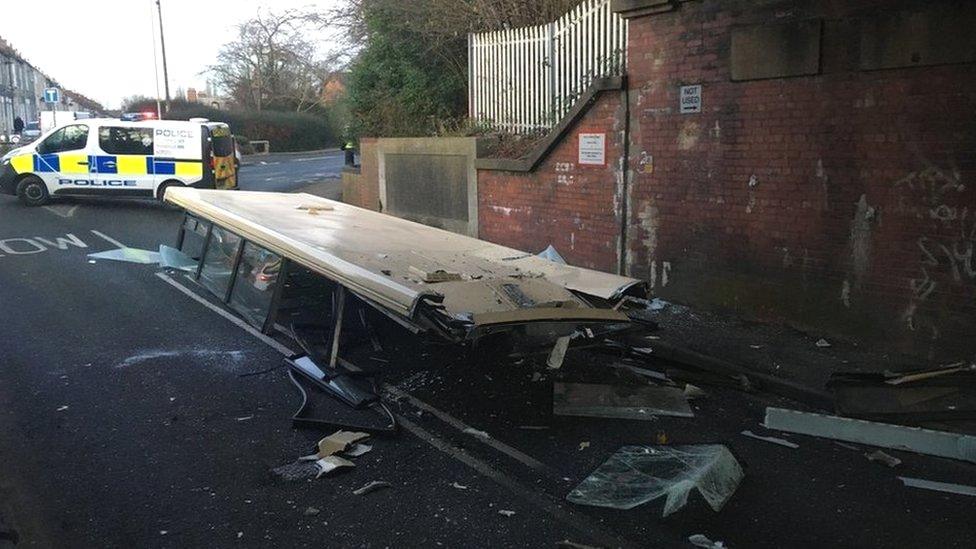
[209,9,339,112]
[334,0,580,87]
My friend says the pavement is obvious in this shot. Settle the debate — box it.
[0,154,975,547]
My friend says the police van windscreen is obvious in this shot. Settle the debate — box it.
[212,135,234,157]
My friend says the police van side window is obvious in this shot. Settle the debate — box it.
[37,125,89,155]
[99,127,154,156]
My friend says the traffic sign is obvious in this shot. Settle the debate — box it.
[43,87,60,104]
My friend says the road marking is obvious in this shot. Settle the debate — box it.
[155,273,296,356]
[385,385,550,472]
[90,229,128,249]
[397,415,636,549]
[0,233,88,257]
[42,204,79,218]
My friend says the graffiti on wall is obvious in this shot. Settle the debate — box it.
[896,166,974,336]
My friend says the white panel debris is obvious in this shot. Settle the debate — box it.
[763,407,976,464]
[898,477,976,497]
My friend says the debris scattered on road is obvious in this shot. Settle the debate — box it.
[451,482,469,490]
[547,336,572,369]
[688,534,727,548]
[655,430,668,445]
[567,445,743,517]
[884,362,974,386]
[353,480,391,496]
[553,382,694,420]
[88,247,161,265]
[303,507,320,516]
[315,456,355,478]
[344,443,373,457]
[497,510,516,517]
[898,476,976,497]
[608,362,670,382]
[865,450,901,468]
[741,429,799,449]
[537,244,566,264]
[300,431,370,460]
[272,461,321,482]
[234,416,254,422]
[763,407,976,463]
[463,427,491,440]
[815,338,832,348]
[579,441,590,451]
[56,405,69,412]
[556,540,601,549]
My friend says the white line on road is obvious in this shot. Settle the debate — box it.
[155,273,296,356]
[385,385,550,472]
[89,230,128,249]
[397,415,635,549]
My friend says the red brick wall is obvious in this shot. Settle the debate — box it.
[625,0,976,357]
[341,138,380,211]
[478,92,626,273]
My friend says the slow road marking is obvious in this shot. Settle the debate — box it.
[0,233,88,257]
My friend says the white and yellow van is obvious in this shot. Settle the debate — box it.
[0,118,237,206]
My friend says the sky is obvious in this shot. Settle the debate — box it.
[0,0,343,110]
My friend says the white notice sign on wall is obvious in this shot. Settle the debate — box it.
[578,133,606,166]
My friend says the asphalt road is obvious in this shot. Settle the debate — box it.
[0,182,974,547]
[237,150,345,194]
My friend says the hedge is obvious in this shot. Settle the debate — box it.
[129,100,338,152]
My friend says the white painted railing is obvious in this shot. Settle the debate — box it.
[468,0,628,134]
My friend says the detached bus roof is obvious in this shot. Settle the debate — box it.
[164,188,644,325]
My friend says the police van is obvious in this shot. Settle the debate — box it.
[0,118,237,206]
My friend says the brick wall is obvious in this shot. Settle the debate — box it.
[478,91,627,273]
[340,137,380,211]
[624,0,976,357]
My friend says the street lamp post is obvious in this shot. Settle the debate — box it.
[156,0,171,114]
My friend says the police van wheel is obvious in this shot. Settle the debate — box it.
[16,176,50,207]
[156,180,183,202]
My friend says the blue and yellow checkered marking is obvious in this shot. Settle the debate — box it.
[12,153,203,180]
[33,154,60,172]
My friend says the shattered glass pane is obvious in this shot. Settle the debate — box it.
[180,215,209,260]
[229,242,281,327]
[199,226,241,297]
[566,445,743,517]
[159,245,198,272]
[88,248,161,264]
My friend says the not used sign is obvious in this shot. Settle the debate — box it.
[680,85,702,114]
